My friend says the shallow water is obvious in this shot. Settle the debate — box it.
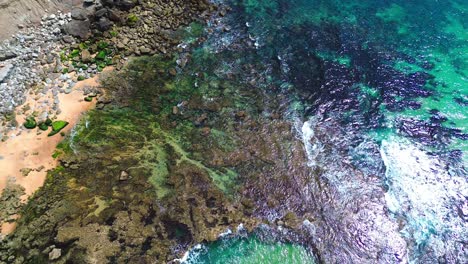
[183,233,315,264]
[185,0,467,262]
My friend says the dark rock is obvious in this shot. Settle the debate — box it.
[97,17,113,32]
[195,113,208,126]
[0,50,17,61]
[101,0,135,10]
[117,0,136,10]
[95,8,108,18]
[64,20,91,39]
[108,10,122,22]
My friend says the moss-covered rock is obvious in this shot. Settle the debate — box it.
[45,118,53,126]
[127,13,139,26]
[23,116,37,129]
[38,122,49,131]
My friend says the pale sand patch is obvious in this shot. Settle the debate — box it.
[0,74,104,235]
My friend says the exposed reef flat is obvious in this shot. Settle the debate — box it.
[0,30,316,262]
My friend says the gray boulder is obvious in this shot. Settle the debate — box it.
[71,8,88,21]
[64,20,91,39]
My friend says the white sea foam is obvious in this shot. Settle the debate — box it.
[173,244,203,264]
[301,119,323,167]
[381,136,468,260]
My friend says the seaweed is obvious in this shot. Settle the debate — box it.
[48,121,69,137]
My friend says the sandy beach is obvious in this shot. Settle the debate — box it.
[0,75,100,234]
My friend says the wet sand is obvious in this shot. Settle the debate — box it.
[0,76,101,235]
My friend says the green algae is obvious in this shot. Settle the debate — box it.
[95,50,107,60]
[127,13,139,25]
[144,143,171,199]
[87,196,110,218]
[48,121,69,137]
[209,129,236,152]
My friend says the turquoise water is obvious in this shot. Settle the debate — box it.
[183,234,315,264]
[183,0,467,262]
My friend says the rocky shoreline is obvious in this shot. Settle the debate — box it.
[0,0,216,140]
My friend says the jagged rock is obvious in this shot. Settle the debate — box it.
[64,20,91,39]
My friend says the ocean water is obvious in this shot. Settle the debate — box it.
[183,0,467,263]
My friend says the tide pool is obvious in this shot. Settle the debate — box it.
[182,235,315,264]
